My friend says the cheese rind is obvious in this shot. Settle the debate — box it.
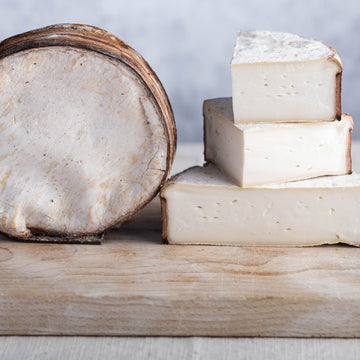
[204,98,352,187]
[231,31,342,123]
[0,24,176,240]
[161,164,360,246]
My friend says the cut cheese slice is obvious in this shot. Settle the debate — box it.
[231,30,342,123]
[204,98,352,187]
[161,164,360,246]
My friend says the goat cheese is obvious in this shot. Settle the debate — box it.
[204,98,352,187]
[161,164,360,246]
[231,30,342,123]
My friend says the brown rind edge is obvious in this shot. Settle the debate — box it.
[160,195,169,244]
[0,23,177,243]
[202,100,208,171]
[345,113,353,174]
[331,56,343,120]
[12,232,104,245]
[335,71,342,120]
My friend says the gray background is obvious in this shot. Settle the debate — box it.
[0,0,359,141]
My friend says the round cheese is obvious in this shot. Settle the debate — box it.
[0,24,176,239]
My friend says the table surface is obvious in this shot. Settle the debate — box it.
[2,142,360,360]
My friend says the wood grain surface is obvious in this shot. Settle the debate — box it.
[1,143,360,337]
[1,195,360,336]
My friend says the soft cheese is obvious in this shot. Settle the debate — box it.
[204,98,352,187]
[0,24,176,240]
[231,30,342,123]
[161,164,360,246]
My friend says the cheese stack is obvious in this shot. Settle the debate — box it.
[204,31,352,187]
[161,31,359,247]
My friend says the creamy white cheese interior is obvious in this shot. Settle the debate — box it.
[0,46,167,237]
[162,164,360,246]
[231,31,342,123]
[204,98,352,187]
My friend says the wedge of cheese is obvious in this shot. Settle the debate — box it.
[204,98,352,187]
[231,30,342,123]
[161,164,360,246]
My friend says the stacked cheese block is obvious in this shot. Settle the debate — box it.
[161,31,359,247]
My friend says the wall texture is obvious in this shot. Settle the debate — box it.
[0,0,358,141]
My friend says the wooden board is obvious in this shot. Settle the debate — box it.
[1,143,360,337]
[1,195,360,337]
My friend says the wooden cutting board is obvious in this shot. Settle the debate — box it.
[1,144,360,337]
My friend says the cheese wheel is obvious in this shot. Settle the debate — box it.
[0,24,176,241]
